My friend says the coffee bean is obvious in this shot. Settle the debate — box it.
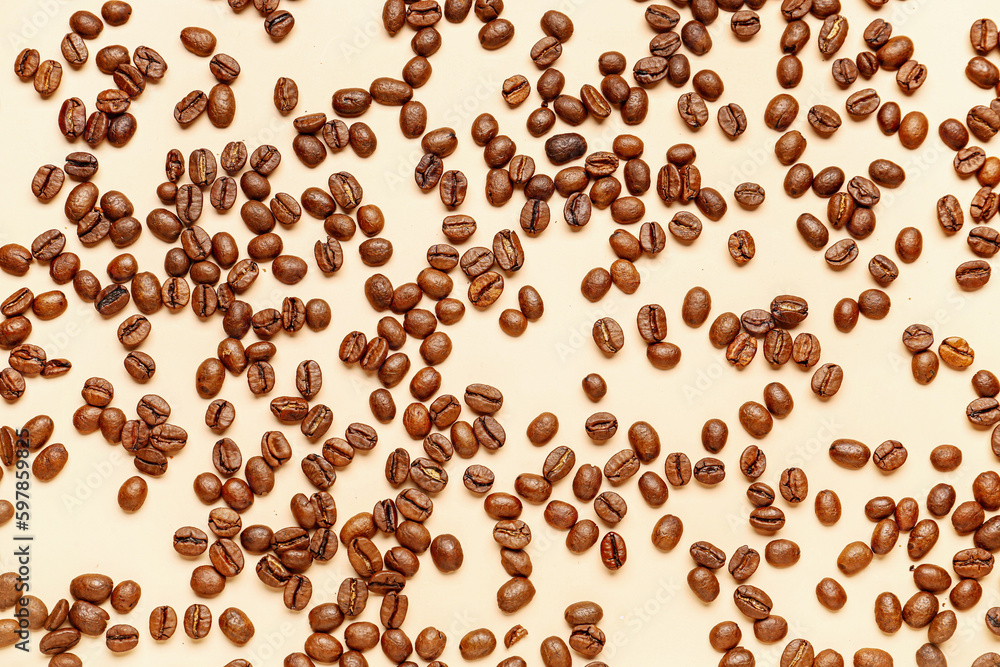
[685,566,719,603]
[589,317,623,355]
[14,48,40,80]
[644,4,680,32]
[765,540,801,572]
[910,348,943,385]
[765,94,799,130]
[179,26,216,57]
[57,99,87,142]
[837,541,873,575]
[174,90,207,126]
[141,604,178,644]
[973,371,1000,399]
[969,16,999,54]
[542,132,590,166]
[108,68,142,103]
[632,55,668,86]
[705,313,739,351]
[897,60,928,92]
[492,575,534,615]
[939,336,974,369]
[812,13,847,56]
[728,184,766,214]
[829,57,860,90]
[179,604,213,640]
[595,531,626,571]
[31,164,67,203]
[723,8,760,39]
[954,259,993,294]
[105,623,138,653]
[733,584,772,620]
[812,578,848,612]
[34,60,63,96]
[899,110,929,148]
[678,92,709,129]
[713,103,747,141]
[808,105,842,136]
[479,18,514,49]
[771,134,807,171]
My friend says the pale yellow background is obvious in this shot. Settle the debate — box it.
[2,0,1000,664]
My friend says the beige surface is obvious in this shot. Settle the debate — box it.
[2,0,1000,664]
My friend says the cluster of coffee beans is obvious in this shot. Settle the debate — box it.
[926,19,1000,298]
[13,5,150,148]
[224,1,297,42]
[7,0,1000,666]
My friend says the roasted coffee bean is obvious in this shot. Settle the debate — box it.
[973,371,1000,400]
[732,585,772,621]
[765,94,799,131]
[808,105,842,136]
[832,58,861,88]
[31,164,66,203]
[58,99,87,141]
[690,70,724,103]
[174,89,208,126]
[957,260,992,290]
[104,623,139,653]
[897,60,928,92]
[933,123,970,160]
[899,110,929,148]
[179,26,215,57]
[715,103,748,140]
[34,60,63,96]
[784,163,814,198]
[811,578,848,613]
[928,443,964,470]
[969,16,999,54]
[678,92,709,129]
[938,336,975,369]
[14,48,40,80]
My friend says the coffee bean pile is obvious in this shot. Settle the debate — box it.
[4,1,1000,666]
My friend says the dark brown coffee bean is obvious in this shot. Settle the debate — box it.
[677,92,709,129]
[14,48,40,81]
[765,94,799,130]
[808,105,843,136]
[180,26,216,57]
